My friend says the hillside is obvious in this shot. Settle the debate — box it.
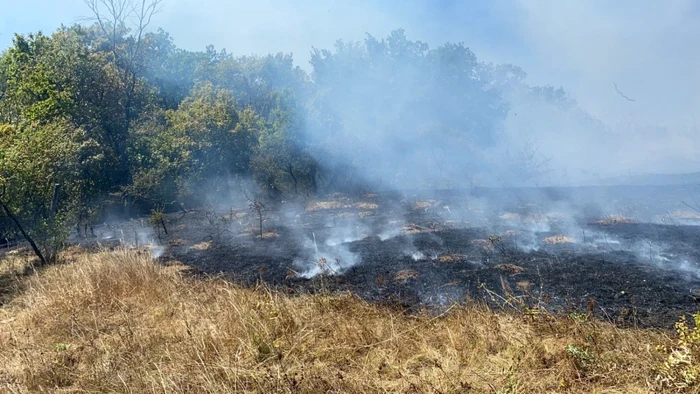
[598,172,700,187]
[0,247,695,393]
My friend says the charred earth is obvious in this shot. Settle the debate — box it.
[75,185,700,328]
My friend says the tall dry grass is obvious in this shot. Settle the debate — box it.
[0,249,680,393]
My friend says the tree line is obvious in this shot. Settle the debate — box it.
[0,1,590,260]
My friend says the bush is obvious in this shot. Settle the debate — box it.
[656,313,700,390]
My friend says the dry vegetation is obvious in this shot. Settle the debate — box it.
[596,215,637,225]
[0,248,696,393]
[541,235,576,245]
[305,201,379,212]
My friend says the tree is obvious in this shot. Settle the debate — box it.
[0,121,94,261]
[82,0,164,185]
[127,82,261,207]
[307,29,508,190]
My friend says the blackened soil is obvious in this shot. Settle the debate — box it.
[80,187,700,329]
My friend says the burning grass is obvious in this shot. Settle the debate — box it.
[0,249,687,392]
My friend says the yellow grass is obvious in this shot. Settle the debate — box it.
[189,241,213,251]
[436,254,466,263]
[0,249,682,392]
[306,201,379,212]
[670,210,700,220]
[393,269,420,281]
[596,215,636,225]
[542,235,576,245]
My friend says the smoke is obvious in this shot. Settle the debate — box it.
[292,231,361,278]
[6,1,699,184]
[70,217,165,258]
[9,1,700,284]
[152,0,700,185]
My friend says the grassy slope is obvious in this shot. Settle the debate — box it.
[0,248,688,393]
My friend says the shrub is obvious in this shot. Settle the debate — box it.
[656,313,700,390]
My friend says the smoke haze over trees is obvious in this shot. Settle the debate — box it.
[0,1,696,248]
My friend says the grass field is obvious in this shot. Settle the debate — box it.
[0,247,696,393]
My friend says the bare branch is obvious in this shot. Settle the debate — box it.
[613,82,635,102]
[682,201,700,214]
[128,0,165,64]
[84,0,164,66]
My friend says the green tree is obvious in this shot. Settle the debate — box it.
[0,120,95,261]
[127,82,261,207]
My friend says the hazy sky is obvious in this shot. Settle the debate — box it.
[2,0,700,176]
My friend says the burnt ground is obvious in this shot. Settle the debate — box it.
[73,186,700,329]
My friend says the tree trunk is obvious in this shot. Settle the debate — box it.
[0,199,47,266]
[160,216,168,235]
[287,163,298,195]
[49,183,61,218]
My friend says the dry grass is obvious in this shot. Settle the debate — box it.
[168,238,189,246]
[260,232,280,239]
[306,201,379,212]
[596,215,637,225]
[0,249,681,392]
[472,239,495,251]
[436,254,466,264]
[670,210,700,220]
[500,212,521,221]
[413,201,435,210]
[542,235,576,245]
[189,241,213,251]
[402,223,435,235]
[494,263,526,274]
[501,230,520,238]
[393,269,420,281]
